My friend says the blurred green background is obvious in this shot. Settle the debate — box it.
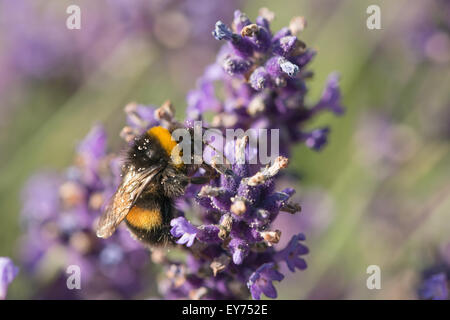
[1,0,449,299]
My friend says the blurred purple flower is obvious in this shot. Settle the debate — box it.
[312,72,345,115]
[418,241,450,300]
[76,125,108,187]
[0,0,241,120]
[21,172,62,224]
[0,257,19,300]
[419,273,449,300]
[303,128,330,151]
[407,0,450,63]
[20,124,153,299]
[77,125,108,163]
[354,112,418,179]
[0,0,240,82]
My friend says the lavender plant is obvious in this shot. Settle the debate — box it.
[18,9,344,300]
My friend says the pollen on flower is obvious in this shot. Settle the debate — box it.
[241,24,260,37]
[231,198,247,215]
[248,156,289,186]
[261,230,282,246]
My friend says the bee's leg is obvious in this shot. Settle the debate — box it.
[188,162,222,185]
[189,175,213,185]
[162,172,189,197]
[202,162,222,178]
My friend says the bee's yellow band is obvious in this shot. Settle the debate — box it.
[126,206,162,231]
[147,126,183,167]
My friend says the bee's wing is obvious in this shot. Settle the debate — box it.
[96,165,162,239]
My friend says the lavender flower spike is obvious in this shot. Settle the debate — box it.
[0,257,19,300]
[161,126,305,299]
[188,9,345,156]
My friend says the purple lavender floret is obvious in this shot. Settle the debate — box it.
[247,263,284,300]
[0,257,19,300]
[312,72,345,115]
[186,9,345,154]
[275,233,308,272]
[213,21,234,41]
[170,217,198,247]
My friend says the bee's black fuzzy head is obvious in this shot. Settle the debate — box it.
[127,132,166,170]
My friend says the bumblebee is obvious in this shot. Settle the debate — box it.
[96,125,212,245]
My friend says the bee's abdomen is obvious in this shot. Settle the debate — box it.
[125,194,173,245]
[126,206,162,231]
